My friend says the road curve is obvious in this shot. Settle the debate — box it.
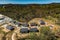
[12,33,17,40]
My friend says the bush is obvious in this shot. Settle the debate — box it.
[28,27,57,40]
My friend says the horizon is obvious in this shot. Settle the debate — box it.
[0,0,60,4]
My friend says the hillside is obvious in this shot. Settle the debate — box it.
[0,3,60,40]
[0,3,60,23]
[0,14,60,40]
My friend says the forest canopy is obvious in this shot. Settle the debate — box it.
[0,3,60,22]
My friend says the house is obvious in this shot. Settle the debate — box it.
[29,22,39,32]
[10,20,22,26]
[14,22,22,26]
[29,28,39,32]
[6,25,14,30]
[20,28,29,33]
[30,23,38,26]
[40,20,45,25]
[10,20,16,24]
[20,23,29,33]
[29,23,39,30]
[21,23,29,27]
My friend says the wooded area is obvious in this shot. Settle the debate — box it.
[0,3,60,23]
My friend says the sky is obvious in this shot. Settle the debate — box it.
[0,0,60,4]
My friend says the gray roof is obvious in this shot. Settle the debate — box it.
[30,23,38,26]
[21,23,29,27]
[6,25,14,30]
[29,28,39,32]
[10,20,22,26]
[40,20,45,25]
[20,28,29,33]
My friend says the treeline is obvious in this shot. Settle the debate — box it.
[0,3,60,22]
